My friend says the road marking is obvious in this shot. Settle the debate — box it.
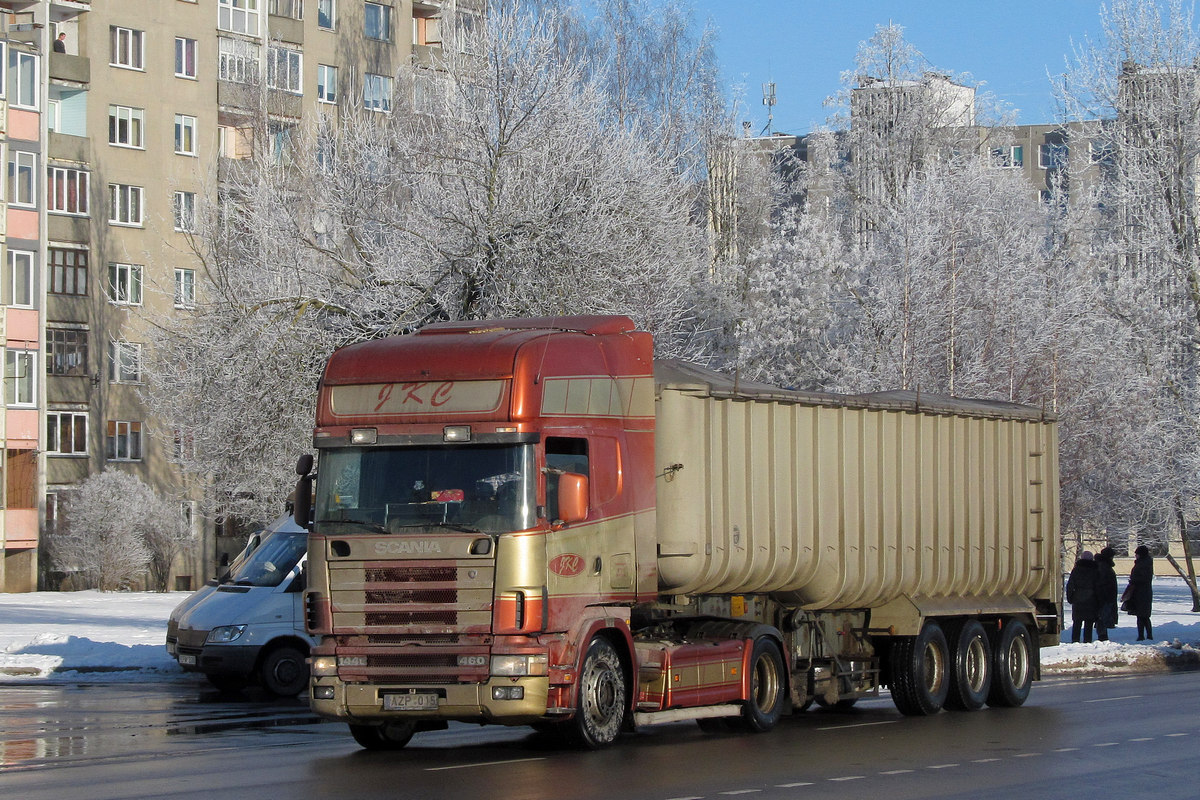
[829,776,864,782]
[1166,733,1190,737]
[1015,753,1042,758]
[1093,742,1120,748]
[1130,737,1155,742]
[928,763,959,769]
[880,769,913,775]
[720,791,761,796]
[425,757,547,771]
[815,721,898,731]
[775,783,814,788]
[1084,695,1142,703]
[972,758,1002,763]
[1053,747,1080,752]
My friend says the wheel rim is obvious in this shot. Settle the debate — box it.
[922,638,946,695]
[752,650,782,713]
[273,656,302,686]
[964,635,988,694]
[582,654,622,734]
[1006,634,1029,689]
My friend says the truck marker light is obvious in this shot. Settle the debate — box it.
[443,425,471,442]
[350,428,377,445]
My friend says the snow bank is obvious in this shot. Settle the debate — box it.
[0,579,1196,682]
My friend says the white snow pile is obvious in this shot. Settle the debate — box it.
[0,579,1196,682]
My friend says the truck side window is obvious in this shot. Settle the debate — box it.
[546,437,588,520]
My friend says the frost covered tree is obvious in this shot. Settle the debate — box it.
[140,2,712,522]
[1054,0,1200,600]
[50,471,189,592]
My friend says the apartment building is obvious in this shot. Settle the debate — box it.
[0,0,470,592]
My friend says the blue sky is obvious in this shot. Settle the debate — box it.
[688,0,1123,134]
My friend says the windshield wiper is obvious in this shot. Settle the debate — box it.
[388,522,483,533]
[318,518,391,534]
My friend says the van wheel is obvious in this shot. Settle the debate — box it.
[890,621,949,716]
[260,645,309,697]
[349,721,417,750]
[567,638,627,749]
[735,638,785,732]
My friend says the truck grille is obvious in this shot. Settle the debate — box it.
[329,557,494,683]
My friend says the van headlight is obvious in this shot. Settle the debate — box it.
[206,625,247,644]
[491,654,548,677]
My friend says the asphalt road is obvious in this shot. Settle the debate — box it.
[1,672,1196,800]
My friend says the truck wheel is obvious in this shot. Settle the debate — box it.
[736,638,785,732]
[889,621,949,716]
[945,619,992,711]
[260,645,309,697]
[567,637,627,749]
[987,619,1033,708]
[349,721,417,750]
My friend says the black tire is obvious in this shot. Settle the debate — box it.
[349,721,417,750]
[945,619,992,711]
[987,619,1034,708]
[734,638,786,732]
[567,638,627,749]
[205,673,247,693]
[259,645,309,697]
[889,621,950,716]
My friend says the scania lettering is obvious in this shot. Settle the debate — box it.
[296,316,1062,750]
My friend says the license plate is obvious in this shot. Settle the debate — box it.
[383,692,438,711]
[179,654,197,666]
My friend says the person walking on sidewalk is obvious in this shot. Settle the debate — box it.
[1066,550,1099,644]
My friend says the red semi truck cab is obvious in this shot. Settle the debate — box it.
[303,316,663,747]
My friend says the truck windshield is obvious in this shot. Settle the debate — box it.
[226,532,307,588]
[315,444,536,535]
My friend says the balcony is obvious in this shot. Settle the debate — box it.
[50,52,89,85]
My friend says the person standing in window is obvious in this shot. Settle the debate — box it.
[53,32,67,53]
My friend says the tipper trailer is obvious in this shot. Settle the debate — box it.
[295,315,1061,749]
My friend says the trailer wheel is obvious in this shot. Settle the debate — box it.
[945,619,992,711]
[735,638,785,733]
[349,721,417,750]
[259,645,309,697]
[889,621,949,716]
[987,619,1033,708]
[567,637,627,749]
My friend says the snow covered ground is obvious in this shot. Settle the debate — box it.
[0,578,1197,682]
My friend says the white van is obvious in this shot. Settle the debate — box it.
[166,515,317,696]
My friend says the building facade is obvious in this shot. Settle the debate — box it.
[2,0,470,592]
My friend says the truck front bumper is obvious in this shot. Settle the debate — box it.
[310,676,553,725]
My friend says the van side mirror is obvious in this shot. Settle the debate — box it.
[556,472,589,524]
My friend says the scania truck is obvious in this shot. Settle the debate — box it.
[294,315,1061,749]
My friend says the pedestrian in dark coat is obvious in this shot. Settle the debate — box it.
[1125,544,1155,641]
[1094,547,1119,641]
[1066,550,1099,643]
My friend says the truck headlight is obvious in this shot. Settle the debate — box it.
[206,625,247,644]
[311,656,338,676]
[490,654,548,677]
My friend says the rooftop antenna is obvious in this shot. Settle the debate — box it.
[761,81,776,136]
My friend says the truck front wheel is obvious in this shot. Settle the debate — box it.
[568,637,627,749]
[736,638,785,732]
[349,721,417,750]
[889,621,949,716]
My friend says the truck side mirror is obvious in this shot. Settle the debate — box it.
[294,454,314,531]
[556,472,589,524]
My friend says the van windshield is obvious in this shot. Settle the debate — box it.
[227,531,307,588]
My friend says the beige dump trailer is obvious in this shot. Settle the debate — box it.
[652,361,1062,715]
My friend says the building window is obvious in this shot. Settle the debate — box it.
[364,73,392,112]
[47,412,88,456]
[0,41,7,99]
[108,105,145,148]
[1090,139,1115,166]
[175,268,196,308]
[8,250,34,307]
[174,191,197,233]
[1038,143,1068,170]
[219,0,260,37]
[991,145,1023,169]
[175,114,198,155]
[364,2,392,40]
[46,327,89,376]
[109,183,144,226]
[110,26,145,70]
[107,262,143,306]
[5,350,36,407]
[268,0,302,19]
[175,37,197,79]
[317,64,338,103]
[413,7,442,46]
[8,150,36,207]
[109,339,142,383]
[219,37,259,84]
[267,45,302,94]
[48,166,89,215]
[49,248,89,296]
[318,0,335,29]
[11,50,37,109]
[106,420,143,461]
